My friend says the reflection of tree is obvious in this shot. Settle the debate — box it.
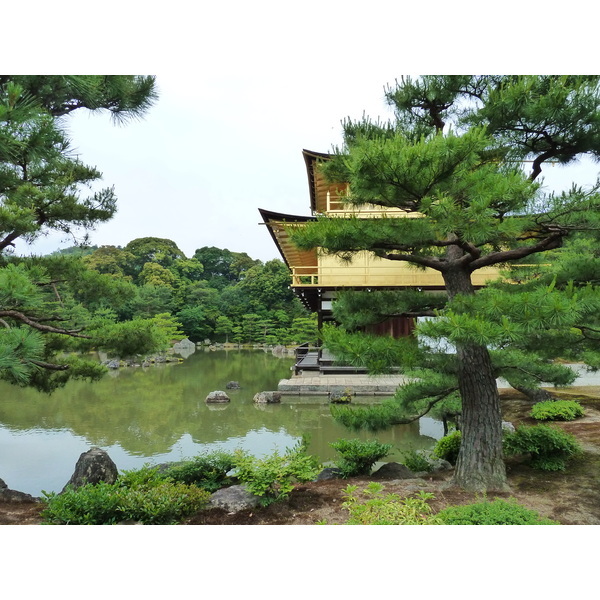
[0,351,438,459]
[0,351,296,455]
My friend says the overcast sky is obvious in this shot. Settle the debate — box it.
[9,2,600,265]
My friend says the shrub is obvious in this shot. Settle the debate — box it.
[232,438,322,506]
[530,400,584,422]
[503,424,582,471]
[163,451,236,492]
[41,466,210,524]
[341,482,443,525]
[437,497,558,525]
[432,430,462,465]
[330,438,393,477]
[400,449,433,473]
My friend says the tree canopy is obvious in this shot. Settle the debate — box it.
[291,75,600,491]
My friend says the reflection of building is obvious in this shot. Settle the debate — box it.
[259,149,500,340]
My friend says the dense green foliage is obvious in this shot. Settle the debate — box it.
[41,466,210,524]
[436,497,558,525]
[400,449,433,473]
[162,451,237,492]
[530,400,585,422]
[503,424,582,471]
[330,438,393,477]
[432,431,462,465]
[232,438,322,506]
[341,482,443,525]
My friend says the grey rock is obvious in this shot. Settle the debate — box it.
[206,390,230,403]
[173,338,195,349]
[209,485,262,512]
[502,421,516,433]
[226,381,241,389]
[429,458,453,472]
[0,477,39,503]
[371,462,416,480]
[315,467,343,481]
[62,447,118,492]
[253,391,281,404]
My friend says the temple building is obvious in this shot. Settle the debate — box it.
[259,149,500,342]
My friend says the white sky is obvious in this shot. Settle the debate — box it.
[8,1,600,263]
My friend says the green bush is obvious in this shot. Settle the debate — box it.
[437,497,558,525]
[341,482,443,525]
[400,449,433,473]
[432,430,462,465]
[232,438,322,506]
[503,424,582,471]
[330,438,393,477]
[162,451,236,492]
[41,466,210,524]
[530,400,585,422]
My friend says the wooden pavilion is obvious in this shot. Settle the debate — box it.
[259,150,499,331]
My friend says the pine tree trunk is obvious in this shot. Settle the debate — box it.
[443,266,509,492]
[452,341,509,491]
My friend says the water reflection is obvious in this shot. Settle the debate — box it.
[0,349,442,495]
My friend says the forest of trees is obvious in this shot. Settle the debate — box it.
[51,239,317,346]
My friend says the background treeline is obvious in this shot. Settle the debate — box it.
[45,237,317,346]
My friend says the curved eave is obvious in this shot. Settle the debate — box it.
[258,208,317,270]
[303,149,335,214]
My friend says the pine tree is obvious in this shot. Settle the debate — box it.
[0,75,158,389]
[290,76,600,491]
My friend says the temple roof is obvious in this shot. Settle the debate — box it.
[258,208,317,270]
[302,149,335,214]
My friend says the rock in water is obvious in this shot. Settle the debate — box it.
[253,391,282,404]
[62,447,118,492]
[206,390,230,403]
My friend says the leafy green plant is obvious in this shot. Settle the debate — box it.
[503,424,582,471]
[341,482,443,525]
[232,438,322,506]
[41,466,210,524]
[162,451,236,492]
[400,449,433,473]
[330,438,393,477]
[432,430,462,465]
[437,497,559,525]
[530,400,585,422]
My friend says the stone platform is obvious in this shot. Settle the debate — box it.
[277,373,409,396]
[276,363,600,397]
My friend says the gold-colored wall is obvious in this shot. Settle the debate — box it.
[291,251,500,288]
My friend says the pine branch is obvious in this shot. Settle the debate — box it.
[28,359,70,371]
[468,232,564,270]
[389,387,459,425]
[0,310,90,338]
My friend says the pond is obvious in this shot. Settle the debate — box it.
[0,349,444,496]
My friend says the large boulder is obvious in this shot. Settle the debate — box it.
[371,462,416,480]
[206,390,230,403]
[209,485,262,512]
[62,447,118,492]
[253,391,281,404]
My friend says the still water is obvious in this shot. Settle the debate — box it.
[0,349,443,496]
